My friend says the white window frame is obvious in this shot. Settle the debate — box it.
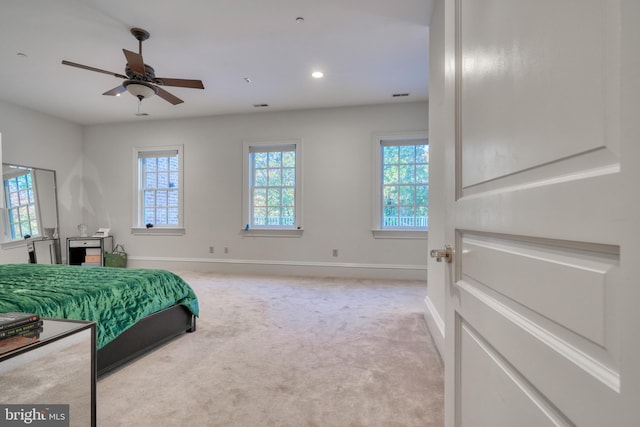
[242,139,303,237]
[131,145,185,236]
[2,166,41,241]
[371,131,428,239]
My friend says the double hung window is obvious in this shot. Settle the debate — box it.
[242,140,302,235]
[133,146,184,234]
[372,133,428,238]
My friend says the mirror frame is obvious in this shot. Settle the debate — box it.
[1,163,59,246]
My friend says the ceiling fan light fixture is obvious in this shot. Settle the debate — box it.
[123,80,157,100]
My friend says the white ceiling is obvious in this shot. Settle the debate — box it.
[0,0,432,125]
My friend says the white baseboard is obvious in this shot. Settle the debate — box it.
[423,295,444,361]
[127,256,428,281]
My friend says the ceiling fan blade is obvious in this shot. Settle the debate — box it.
[61,60,127,79]
[122,49,145,75]
[153,77,204,89]
[156,86,184,105]
[102,85,126,96]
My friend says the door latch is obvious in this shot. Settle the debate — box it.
[430,244,453,263]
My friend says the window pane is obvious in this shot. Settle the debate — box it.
[17,176,27,189]
[168,190,179,207]
[169,156,179,171]
[267,207,281,225]
[282,188,295,207]
[157,157,169,171]
[254,169,268,187]
[144,158,157,172]
[19,190,29,205]
[156,190,168,207]
[268,169,281,186]
[416,164,429,184]
[267,188,281,206]
[282,168,295,186]
[383,165,398,184]
[145,173,157,189]
[169,172,179,188]
[399,165,415,184]
[416,185,429,205]
[399,186,415,205]
[168,208,179,224]
[383,146,398,164]
[253,207,267,225]
[383,186,398,204]
[416,145,429,163]
[144,190,155,207]
[253,152,268,168]
[156,208,167,224]
[144,208,155,224]
[158,172,169,188]
[282,152,295,167]
[268,152,282,168]
[399,145,415,164]
[253,188,267,207]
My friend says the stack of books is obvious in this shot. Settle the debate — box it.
[0,312,43,354]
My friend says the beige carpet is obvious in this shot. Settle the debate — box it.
[97,272,444,426]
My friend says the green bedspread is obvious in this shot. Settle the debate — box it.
[0,264,199,349]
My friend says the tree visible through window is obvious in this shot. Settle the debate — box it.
[249,145,296,227]
[381,140,428,229]
[3,169,39,239]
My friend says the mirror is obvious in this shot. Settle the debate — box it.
[2,164,59,242]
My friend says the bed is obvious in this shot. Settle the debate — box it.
[0,263,199,376]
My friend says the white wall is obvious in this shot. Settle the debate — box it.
[0,100,84,263]
[424,0,446,358]
[82,102,429,279]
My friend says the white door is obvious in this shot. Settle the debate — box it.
[438,0,640,425]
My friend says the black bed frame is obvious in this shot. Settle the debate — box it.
[96,304,196,377]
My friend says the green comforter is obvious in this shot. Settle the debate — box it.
[0,264,199,349]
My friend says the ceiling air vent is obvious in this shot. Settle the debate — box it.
[392,93,410,97]
[253,103,269,108]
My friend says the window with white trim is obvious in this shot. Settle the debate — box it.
[3,167,39,240]
[133,146,184,234]
[372,133,428,238]
[242,140,302,235]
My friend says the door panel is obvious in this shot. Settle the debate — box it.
[441,0,637,425]
[459,0,612,187]
[459,320,572,426]
[461,234,616,347]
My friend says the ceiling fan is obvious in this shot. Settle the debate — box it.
[62,27,204,105]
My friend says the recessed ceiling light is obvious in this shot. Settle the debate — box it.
[311,71,324,79]
[296,17,305,24]
[244,77,252,83]
[16,52,28,58]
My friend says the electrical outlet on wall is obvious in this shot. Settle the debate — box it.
[209,246,214,254]
[332,249,338,257]
[224,247,229,254]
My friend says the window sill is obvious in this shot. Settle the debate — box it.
[131,227,185,236]
[371,229,428,239]
[241,228,303,238]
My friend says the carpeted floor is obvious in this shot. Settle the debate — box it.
[97,272,444,426]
